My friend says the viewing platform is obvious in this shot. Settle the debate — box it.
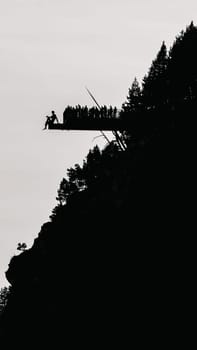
[48,118,125,131]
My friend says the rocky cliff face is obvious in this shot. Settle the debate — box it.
[0,105,186,346]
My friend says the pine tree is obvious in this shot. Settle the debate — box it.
[167,21,197,104]
[142,41,169,109]
[122,77,142,113]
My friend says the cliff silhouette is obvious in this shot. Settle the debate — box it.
[0,23,195,346]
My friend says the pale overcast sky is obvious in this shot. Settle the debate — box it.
[0,0,196,287]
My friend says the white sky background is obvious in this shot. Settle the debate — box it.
[0,0,196,287]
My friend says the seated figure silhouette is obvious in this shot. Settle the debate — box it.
[43,111,59,130]
[50,110,59,124]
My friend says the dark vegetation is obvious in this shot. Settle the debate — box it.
[63,105,118,122]
[0,288,10,317]
[0,23,195,345]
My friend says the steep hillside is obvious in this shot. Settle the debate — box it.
[0,107,184,346]
[0,23,195,346]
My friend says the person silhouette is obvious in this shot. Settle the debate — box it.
[50,110,59,124]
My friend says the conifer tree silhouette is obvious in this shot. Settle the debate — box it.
[142,41,168,109]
